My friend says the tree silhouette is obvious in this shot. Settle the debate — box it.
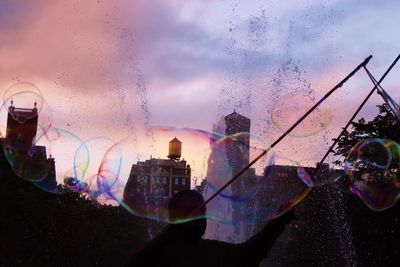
[0,164,151,266]
[333,104,400,165]
[329,103,400,266]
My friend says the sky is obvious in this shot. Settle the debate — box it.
[0,0,399,186]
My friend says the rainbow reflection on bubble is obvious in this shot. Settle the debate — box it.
[271,92,332,137]
[73,137,122,197]
[112,127,219,222]
[185,129,308,224]
[296,158,342,188]
[344,138,400,211]
[0,83,313,227]
[107,127,311,226]
[31,128,89,194]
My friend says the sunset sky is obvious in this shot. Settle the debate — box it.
[0,0,399,186]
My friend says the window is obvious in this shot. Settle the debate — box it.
[139,175,148,182]
[182,178,186,186]
[175,178,179,185]
[163,177,167,184]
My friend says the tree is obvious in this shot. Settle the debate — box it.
[0,162,151,266]
[331,103,400,266]
[333,103,400,165]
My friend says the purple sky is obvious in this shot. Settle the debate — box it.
[0,0,399,184]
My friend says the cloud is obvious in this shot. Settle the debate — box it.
[0,0,398,148]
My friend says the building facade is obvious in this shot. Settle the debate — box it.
[123,137,191,220]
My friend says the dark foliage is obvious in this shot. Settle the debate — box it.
[333,104,400,165]
[0,170,150,266]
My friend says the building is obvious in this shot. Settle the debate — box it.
[0,101,56,189]
[123,137,191,220]
[204,110,257,242]
[225,110,257,241]
[5,101,38,150]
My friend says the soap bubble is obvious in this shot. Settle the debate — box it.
[31,128,89,194]
[204,132,272,201]
[105,126,310,225]
[296,158,343,188]
[271,92,332,137]
[115,127,218,222]
[204,134,309,225]
[73,137,122,197]
[3,82,43,110]
[344,138,400,211]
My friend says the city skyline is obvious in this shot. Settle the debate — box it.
[0,1,399,172]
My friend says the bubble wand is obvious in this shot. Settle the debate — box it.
[310,54,400,182]
[190,55,373,217]
[363,66,400,120]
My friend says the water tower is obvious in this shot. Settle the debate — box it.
[167,137,182,161]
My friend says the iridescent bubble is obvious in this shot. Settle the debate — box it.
[206,133,310,227]
[74,137,122,197]
[31,128,89,194]
[64,176,86,192]
[111,126,310,226]
[3,82,43,110]
[344,138,400,211]
[114,126,218,222]
[296,158,343,188]
[0,91,53,182]
[96,141,122,195]
[271,92,332,137]
[250,154,311,221]
[204,132,272,201]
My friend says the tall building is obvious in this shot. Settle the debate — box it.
[224,110,257,241]
[6,101,38,150]
[0,101,56,188]
[225,110,251,168]
[204,111,256,242]
[123,137,191,221]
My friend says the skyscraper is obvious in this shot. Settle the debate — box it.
[224,110,256,241]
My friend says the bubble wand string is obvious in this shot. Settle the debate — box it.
[189,55,373,218]
[310,54,400,182]
[364,66,400,120]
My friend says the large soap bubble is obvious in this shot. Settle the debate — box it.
[271,92,332,137]
[125,128,309,225]
[111,126,310,226]
[3,82,43,111]
[114,126,219,222]
[344,138,400,211]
